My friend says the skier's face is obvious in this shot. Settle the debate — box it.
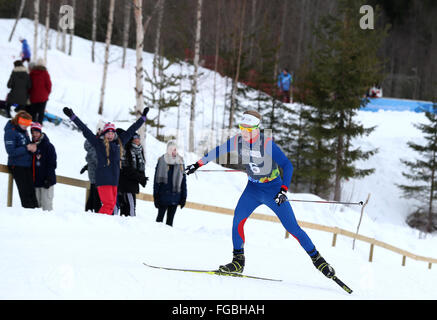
[239,124,260,142]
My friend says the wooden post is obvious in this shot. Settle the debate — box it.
[402,256,406,266]
[332,233,337,247]
[369,243,374,262]
[429,263,432,270]
[7,173,13,207]
[285,231,289,239]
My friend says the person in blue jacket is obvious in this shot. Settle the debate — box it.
[277,68,292,103]
[185,110,335,279]
[30,122,57,211]
[20,38,31,62]
[63,107,149,215]
[3,111,38,208]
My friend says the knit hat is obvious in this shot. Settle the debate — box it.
[30,122,42,133]
[102,122,116,134]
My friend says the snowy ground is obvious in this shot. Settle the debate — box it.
[0,19,436,301]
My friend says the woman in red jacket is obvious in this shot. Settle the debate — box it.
[29,58,52,124]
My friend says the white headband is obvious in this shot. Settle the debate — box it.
[239,114,260,127]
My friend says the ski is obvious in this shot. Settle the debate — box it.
[332,276,353,294]
[143,263,282,282]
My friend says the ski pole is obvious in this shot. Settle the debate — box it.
[196,169,245,172]
[286,199,364,206]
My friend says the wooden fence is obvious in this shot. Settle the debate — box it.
[1,164,436,269]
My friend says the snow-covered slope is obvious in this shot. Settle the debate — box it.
[0,18,436,300]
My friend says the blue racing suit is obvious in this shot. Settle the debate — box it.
[199,132,317,256]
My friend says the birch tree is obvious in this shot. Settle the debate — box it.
[91,0,97,62]
[153,0,165,77]
[43,0,51,63]
[33,0,40,60]
[68,0,75,56]
[121,0,132,68]
[133,0,144,116]
[189,0,203,152]
[8,0,26,42]
[98,0,115,115]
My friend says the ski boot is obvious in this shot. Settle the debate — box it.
[218,250,245,273]
[311,251,335,278]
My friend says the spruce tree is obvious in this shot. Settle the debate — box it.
[398,103,437,233]
[295,0,388,200]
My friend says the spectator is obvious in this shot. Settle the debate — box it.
[117,131,148,217]
[3,111,38,208]
[29,58,52,124]
[81,125,103,213]
[154,140,187,227]
[6,60,31,118]
[63,107,149,215]
[277,68,293,103]
[30,122,57,211]
[20,38,31,63]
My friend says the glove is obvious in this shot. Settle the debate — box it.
[153,196,159,209]
[43,179,51,189]
[184,162,200,175]
[180,199,186,209]
[80,164,88,174]
[274,186,288,206]
[63,107,74,118]
[142,107,150,117]
[139,175,149,188]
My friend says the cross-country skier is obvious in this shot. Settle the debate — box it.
[184,110,336,279]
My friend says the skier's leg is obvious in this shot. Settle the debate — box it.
[219,184,261,273]
[265,193,335,278]
[232,185,261,251]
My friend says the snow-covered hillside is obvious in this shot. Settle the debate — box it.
[0,18,436,301]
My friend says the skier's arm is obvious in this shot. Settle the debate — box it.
[120,117,146,146]
[65,110,100,147]
[198,135,238,166]
[266,139,293,190]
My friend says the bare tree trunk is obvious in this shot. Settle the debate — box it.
[295,0,307,68]
[68,0,75,56]
[142,0,165,45]
[211,0,221,148]
[98,0,115,115]
[229,0,246,131]
[91,0,97,62]
[133,0,144,115]
[153,0,165,76]
[273,0,288,83]
[189,0,203,152]
[121,0,132,68]
[9,0,26,42]
[33,0,40,60]
[248,0,257,64]
[43,0,51,64]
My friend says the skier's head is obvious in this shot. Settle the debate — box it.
[102,122,116,141]
[30,122,43,141]
[239,110,261,142]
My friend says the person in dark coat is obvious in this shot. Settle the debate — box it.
[29,58,52,124]
[3,111,38,208]
[30,122,57,211]
[81,127,102,213]
[63,107,149,215]
[154,140,187,226]
[6,60,31,118]
[117,131,148,217]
